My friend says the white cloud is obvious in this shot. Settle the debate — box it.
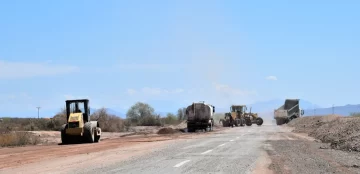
[266,76,278,81]
[213,83,257,96]
[0,60,79,79]
[126,89,137,95]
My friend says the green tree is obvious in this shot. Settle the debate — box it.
[164,113,177,125]
[177,107,187,121]
[126,102,160,126]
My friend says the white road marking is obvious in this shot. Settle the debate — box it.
[218,143,226,147]
[229,140,234,142]
[174,160,191,167]
[236,137,239,139]
[182,146,193,149]
[285,135,294,140]
[201,150,213,154]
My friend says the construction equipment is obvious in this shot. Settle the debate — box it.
[274,99,304,125]
[60,99,101,144]
[244,107,264,126]
[220,105,264,127]
[185,101,215,132]
[220,105,246,127]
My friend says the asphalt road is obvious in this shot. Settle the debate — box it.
[3,123,357,174]
[73,125,277,174]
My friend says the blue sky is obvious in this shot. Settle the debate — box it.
[0,0,359,117]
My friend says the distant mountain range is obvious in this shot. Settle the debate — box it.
[303,104,360,116]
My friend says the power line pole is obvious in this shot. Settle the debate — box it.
[36,107,41,119]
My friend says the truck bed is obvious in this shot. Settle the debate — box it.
[274,109,288,118]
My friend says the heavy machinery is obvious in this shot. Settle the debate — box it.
[274,99,304,125]
[244,107,264,126]
[221,105,264,127]
[185,101,215,132]
[220,105,246,127]
[60,99,101,144]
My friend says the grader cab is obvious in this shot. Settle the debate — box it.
[60,99,101,144]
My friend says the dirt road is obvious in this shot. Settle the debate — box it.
[1,124,360,174]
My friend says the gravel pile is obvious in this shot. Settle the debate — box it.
[288,115,360,152]
[157,127,180,134]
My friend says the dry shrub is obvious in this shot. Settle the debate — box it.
[0,131,41,147]
[91,108,125,132]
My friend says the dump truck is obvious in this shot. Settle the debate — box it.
[274,99,304,125]
[185,101,215,132]
[60,99,101,144]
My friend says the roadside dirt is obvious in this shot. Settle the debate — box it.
[25,131,132,145]
[265,129,360,174]
[0,127,225,171]
[287,115,360,152]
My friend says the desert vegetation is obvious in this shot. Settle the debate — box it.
[0,102,187,147]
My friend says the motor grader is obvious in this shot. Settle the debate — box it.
[244,107,264,126]
[220,105,264,127]
[220,105,247,127]
[60,99,101,144]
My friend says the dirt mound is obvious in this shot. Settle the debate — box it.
[288,115,360,152]
[288,115,340,134]
[157,128,179,134]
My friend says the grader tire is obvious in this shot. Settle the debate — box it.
[245,119,252,126]
[256,117,264,126]
[84,122,95,143]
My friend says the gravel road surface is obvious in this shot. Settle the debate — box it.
[2,124,360,174]
[71,125,275,174]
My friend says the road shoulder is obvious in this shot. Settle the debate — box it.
[265,131,360,174]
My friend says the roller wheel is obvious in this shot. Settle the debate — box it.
[61,124,69,144]
[94,127,101,143]
[84,122,95,143]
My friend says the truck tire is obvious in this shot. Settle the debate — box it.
[84,122,95,143]
[256,117,264,126]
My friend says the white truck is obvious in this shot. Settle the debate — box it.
[274,99,304,125]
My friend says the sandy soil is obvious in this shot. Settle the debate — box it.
[0,127,225,172]
[264,115,360,174]
[25,131,133,145]
[288,115,360,152]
